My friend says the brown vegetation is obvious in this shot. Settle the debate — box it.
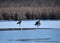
[0,6,60,20]
[0,0,60,20]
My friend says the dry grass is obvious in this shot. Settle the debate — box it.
[0,6,60,14]
[0,6,60,20]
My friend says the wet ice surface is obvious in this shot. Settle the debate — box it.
[0,29,60,43]
[0,20,60,43]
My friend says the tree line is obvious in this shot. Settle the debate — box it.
[0,12,58,20]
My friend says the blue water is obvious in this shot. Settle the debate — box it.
[0,20,60,43]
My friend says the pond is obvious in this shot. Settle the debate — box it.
[0,20,60,43]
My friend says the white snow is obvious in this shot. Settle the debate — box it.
[0,20,60,28]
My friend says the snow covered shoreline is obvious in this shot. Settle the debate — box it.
[0,20,60,29]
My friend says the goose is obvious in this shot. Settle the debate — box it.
[35,19,41,28]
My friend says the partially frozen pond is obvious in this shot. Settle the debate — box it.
[0,20,60,43]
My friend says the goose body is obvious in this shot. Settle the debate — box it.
[17,21,21,24]
[17,20,21,26]
[35,20,41,28]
